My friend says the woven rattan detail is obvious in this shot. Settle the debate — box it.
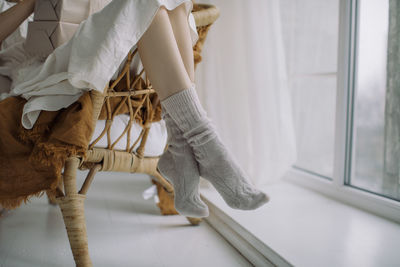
[86,49,162,158]
[84,4,220,162]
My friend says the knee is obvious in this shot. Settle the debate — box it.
[167,3,187,17]
[156,6,168,17]
[157,5,169,16]
[153,5,169,22]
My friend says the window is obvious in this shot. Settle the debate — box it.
[348,0,400,201]
[285,0,400,222]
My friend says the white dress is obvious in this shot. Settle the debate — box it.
[0,0,198,129]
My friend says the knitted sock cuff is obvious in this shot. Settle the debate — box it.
[160,84,207,132]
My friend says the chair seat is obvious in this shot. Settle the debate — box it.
[92,114,167,157]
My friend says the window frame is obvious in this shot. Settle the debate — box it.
[284,0,400,224]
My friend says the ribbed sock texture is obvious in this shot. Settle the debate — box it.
[160,85,207,133]
[160,85,269,210]
[157,112,209,218]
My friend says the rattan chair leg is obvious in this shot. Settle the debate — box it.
[186,217,202,225]
[152,168,174,194]
[57,157,92,267]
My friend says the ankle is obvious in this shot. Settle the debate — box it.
[160,84,207,133]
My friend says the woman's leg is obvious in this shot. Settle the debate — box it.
[137,6,208,218]
[167,3,195,83]
[137,6,192,100]
[138,5,269,211]
[158,6,270,210]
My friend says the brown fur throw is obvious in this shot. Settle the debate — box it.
[0,74,162,210]
[0,91,94,209]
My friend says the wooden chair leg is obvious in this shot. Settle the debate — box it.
[186,217,202,225]
[57,157,92,267]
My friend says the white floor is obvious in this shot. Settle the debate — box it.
[0,171,251,267]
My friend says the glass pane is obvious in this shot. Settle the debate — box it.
[279,0,339,178]
[350,0,400,200]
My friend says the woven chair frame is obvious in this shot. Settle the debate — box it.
[51,4,219,267]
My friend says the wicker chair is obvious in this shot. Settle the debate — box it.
[50,4,219,267]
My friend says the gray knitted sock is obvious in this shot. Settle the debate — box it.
[157,112,209,218]
[161,86,269,210]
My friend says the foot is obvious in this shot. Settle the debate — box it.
[184,119,269,210]
[157,112,209,218]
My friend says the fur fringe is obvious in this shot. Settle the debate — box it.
[29,141,87,167]
[1,124,87,210]
[17,123,51,145]
[0,191,45,210]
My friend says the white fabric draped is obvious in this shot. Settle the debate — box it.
[195,0,297,185]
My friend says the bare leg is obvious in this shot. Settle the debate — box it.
[167,3,195,83]
[137,6,192,101]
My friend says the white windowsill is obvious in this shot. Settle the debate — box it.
[201,175,400,267]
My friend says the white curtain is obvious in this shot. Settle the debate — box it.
[195,0,297,185]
